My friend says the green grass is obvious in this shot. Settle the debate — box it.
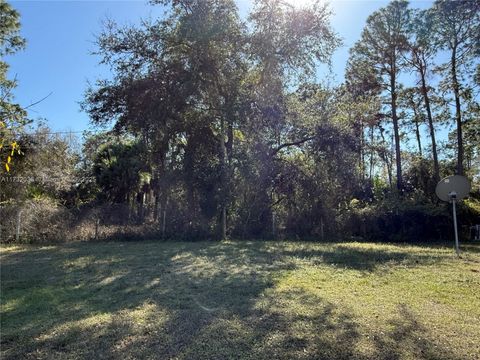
[1,240,479,359]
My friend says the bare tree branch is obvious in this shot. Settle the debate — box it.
[270,135,315,156]
[24,92,53,110]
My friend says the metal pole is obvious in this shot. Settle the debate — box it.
[452,198,460,256]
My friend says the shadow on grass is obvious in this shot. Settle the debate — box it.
[462,243,480,253]
[275,242,453,271]
[0,241,469,359]
[372,303,461,360]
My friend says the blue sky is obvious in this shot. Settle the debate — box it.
[8,0,434,135]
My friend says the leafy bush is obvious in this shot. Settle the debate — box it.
[337,192,479,242]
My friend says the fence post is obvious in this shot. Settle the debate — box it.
[94,217,99,240]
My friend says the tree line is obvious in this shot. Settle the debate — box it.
[1,0,479,242]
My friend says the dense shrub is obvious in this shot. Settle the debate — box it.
[338,191,480,243]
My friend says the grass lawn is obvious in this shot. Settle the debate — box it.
[1,240,479,359]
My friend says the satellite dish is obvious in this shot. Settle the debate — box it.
[435,175,471,202]
[435,175,471,256]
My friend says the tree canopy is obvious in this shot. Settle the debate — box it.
[1,0,479,243]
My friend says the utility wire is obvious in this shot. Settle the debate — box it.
[23,130,86,135]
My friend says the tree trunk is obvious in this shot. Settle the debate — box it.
[420,70,440,182]
[219,117,227,240]
[162,197,168,238]
[360,121,365,180]
[145,188,152,222]
[386,154,393,190]
[226,122,233,165]
[409,97,423,156]
[136,192,145,223]
[272,212,276,239]
[153,147,166,224]
[320,216,325,241]
[153,191,160,223]
[369,125,375,180]
[16,209,21,243]
[390,68,403,191]
[379,126,393,189]
[451,48,464,175]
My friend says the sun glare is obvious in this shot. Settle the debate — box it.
[283,0,317,8]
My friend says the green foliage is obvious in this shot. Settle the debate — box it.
[0,124,79,205]
[464,196,480,211]
[93,140,149,204]
[430,0,480,175]
[4,0,480,243]
[340,194,450,242]
[348,0,411,191]
[340,185,480,243]
[75,0,480,242]
[80,0,342,240]
[0,0,28,173]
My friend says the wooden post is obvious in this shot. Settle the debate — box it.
[94,217,99,240]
